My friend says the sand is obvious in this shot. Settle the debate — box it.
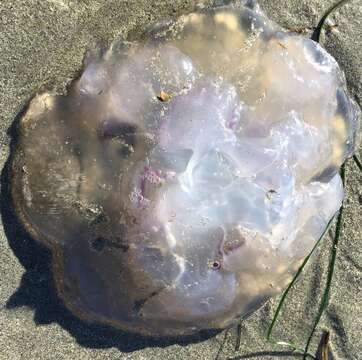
[0,1,361,359]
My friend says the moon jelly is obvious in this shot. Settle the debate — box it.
[10,1,360,336]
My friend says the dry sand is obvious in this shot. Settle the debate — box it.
[0,1,361,359]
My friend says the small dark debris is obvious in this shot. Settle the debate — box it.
[287,26,314,34]
[90,236,129,253]
[89,212,109,227]
[277,41,287,49]
[211,260,221,270]
[118,144,134,158]
[266,189,277,200]
[326,24,339,35]
[223,237,245,254]
[100,119,137,148]
[315,330,333,360]
[133,289,163,313]
[91,237,106,252]
[157,91,171,102]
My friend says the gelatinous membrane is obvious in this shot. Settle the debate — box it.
[11,1,360,336]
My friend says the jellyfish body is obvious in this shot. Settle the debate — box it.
[11,2,360,335]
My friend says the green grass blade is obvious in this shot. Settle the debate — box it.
[235,321,242,351]
[353,154,362,172]
[263,0,356,353]
[266,213,337,341]
[267,0,353,345]
[302,164,346,359]
[311,0,351,42]
[215,328,230,360]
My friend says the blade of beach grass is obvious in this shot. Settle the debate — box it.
[352,154,362,172]
[235,321,242,352]
[266,160,345,358]
[266,213,337,341]
[215,328,230,360]
[302,164,346,359]
[311,0,352,42]
[266,0,355,348]
[237,1,358,357]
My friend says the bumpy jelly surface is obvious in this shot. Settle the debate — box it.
[11,2,360,335]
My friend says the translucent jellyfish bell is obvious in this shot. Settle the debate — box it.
[10,2,360,336]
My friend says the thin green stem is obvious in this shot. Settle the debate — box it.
[268,0,353,343]
[235,321,242,351]
[263,0,356,356]
[302,164,346,359]
[215,328,230,360]
[353,154,362,172]
[266,214,337,341]
[311,0,352,42]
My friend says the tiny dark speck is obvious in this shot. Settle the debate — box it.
[211,261,221,270]
[91,237,106,252]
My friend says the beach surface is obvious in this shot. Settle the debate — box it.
[0,1,361,359]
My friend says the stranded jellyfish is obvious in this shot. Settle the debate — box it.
[10,2,360,336]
